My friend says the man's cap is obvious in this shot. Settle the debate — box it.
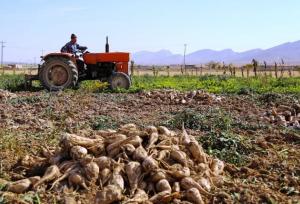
[71,34,77,39]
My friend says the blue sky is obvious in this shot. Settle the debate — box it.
[0,0,299,62]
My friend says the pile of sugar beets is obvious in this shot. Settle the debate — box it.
[0,89,17,101]
[139,90,223,105]
[263,104,300,129]
[1,124,225,204]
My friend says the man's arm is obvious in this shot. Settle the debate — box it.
[61,43,68,53]
[76,44,88,51]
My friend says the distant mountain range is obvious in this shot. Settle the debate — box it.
[132,40,300,65]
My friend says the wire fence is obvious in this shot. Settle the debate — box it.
[130,65,300,78]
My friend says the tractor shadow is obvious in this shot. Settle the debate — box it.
[19,81,45,92]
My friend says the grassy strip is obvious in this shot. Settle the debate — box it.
[0,74,26,91]
[130,75,300,94]
[1,74,300,94]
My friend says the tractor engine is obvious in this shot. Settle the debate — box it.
[83,62,115,79]
[82,36,130,81]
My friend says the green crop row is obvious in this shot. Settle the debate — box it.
[1,74,300,94]
[129,75,300,94]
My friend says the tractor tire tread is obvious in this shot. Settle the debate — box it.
[39,57,78,91]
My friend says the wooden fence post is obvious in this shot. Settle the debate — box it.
[252,59,258,77]
[288,68,292,77]
[180,65,184,75]
[241,67,244,78]
[167,66,170,77]
[200,65,203,76]
[274,62,278,79]
[152,66,155,76]
[130,61,135,76]
[155,66,160,76]
[222,63,226,75]
[264,61,267,77]
[137,65,140,76]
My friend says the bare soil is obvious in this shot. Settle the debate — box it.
[0,90,299,203]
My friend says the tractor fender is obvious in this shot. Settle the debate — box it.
[43,53,75,62]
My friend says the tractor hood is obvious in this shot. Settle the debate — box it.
[83,52,130,64]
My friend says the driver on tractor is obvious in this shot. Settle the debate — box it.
[61,34,87,54]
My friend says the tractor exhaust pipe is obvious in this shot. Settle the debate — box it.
[105,36,109,53]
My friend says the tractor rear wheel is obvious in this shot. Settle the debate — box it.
[109,72,131,90]
[39,57,78,91]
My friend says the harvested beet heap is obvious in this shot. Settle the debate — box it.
[2,124,224,203]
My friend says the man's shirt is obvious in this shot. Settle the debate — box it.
[61,42,87,54]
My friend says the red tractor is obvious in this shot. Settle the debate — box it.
[26,37,131,91]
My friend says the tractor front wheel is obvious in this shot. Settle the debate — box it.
[109,72,131,90]
[39,57,78,91]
